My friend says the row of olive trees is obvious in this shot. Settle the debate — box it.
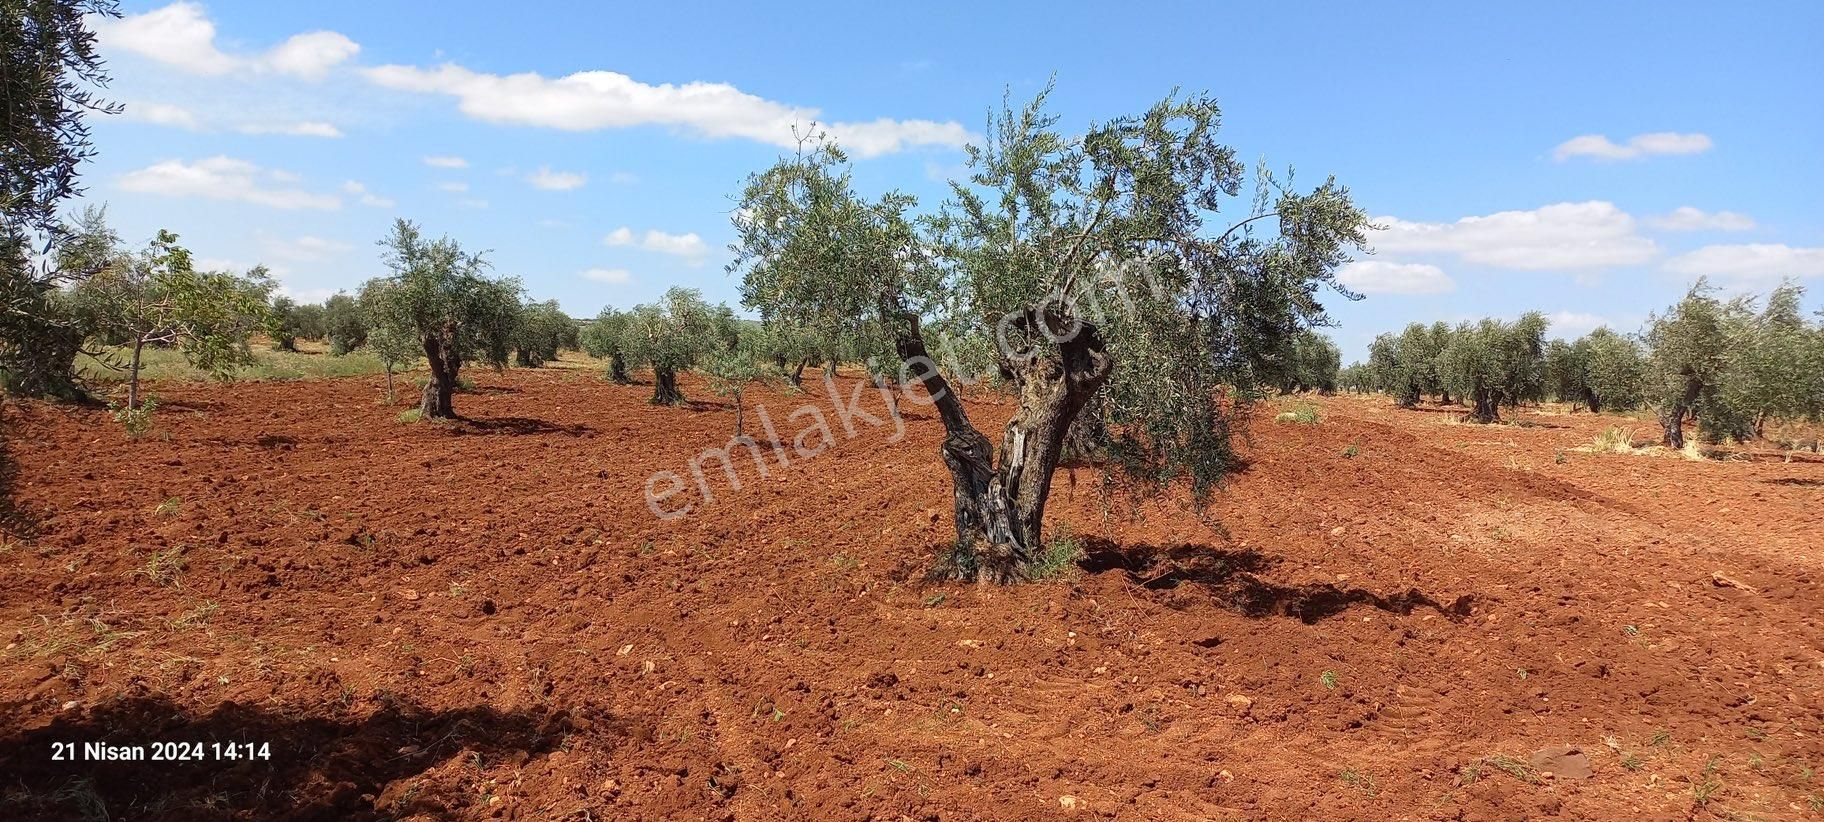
[1349,280,1824,446]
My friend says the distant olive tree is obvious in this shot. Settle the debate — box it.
[1731,281,1823,437]
[323,292,367,355]
[1546,328,1645,413]
[1644,281,1753,448]
[1368,322,1450,407]
[512,299,574,367]
[700,323,771,437]
[1338,361,1373,393]
[620,287,734,405]
[732,87,1367,583]
[580,306,632,382]
[754,318,826,389]
[77,231,270,415]
[1279,330,1340,393]
[1434,312,1547,423]
[361,220,521,419]
[366,320,420,405]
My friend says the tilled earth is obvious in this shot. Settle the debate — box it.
[2,368,1821,820]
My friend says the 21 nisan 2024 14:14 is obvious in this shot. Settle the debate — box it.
[50,741,272,761]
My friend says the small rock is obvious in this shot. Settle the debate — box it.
[398,589,420,601]
[1224,694,1254,714]
[1528,745,1593,779]
[1058,795,1079,810]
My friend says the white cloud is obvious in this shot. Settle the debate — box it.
[604,226,709,261]
[1336,260,1454,295]
[1553,132,1712,162]
[362,62,972,157]
[1545,311,1622,339]
[122,101,200,130]
[96,3,358,79]
[259,234,351,262]
[581,267,632,284]
[236,120,343,138]
[526,166,587,191]
[1371,201,1657,271]
[261,31,361,80]
[437,181,470,193]
[1664,244,1824,284]
[1644,206,1755,232]
[341,180,394,208]
[423,155,469,169]
[119,156,340,210]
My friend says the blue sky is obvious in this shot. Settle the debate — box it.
[81,1,1824,361]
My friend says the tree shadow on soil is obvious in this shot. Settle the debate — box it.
[450,416,593,437]
[1764,476,1824,487]
[0,694,621,821]
[1077,538,1476,624]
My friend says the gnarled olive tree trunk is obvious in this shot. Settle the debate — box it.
[895,304,1112,584]
[651,366,683,405]
[608,352,630,383]
[419,328,460,418]
[1465,384,1500,424]
[1659,368,1702,448]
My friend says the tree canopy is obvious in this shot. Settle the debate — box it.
[362,219,521,419]
[731,85,1368,582]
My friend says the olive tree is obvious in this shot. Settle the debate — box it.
[1643,281,1753,448]
[1368,322,1450,407]
[732,88,1367,583]
[367,320,419,404]
[361,220,521,419]
[77,230,270,412]
[1434,313,1547,423]
[580,306,632,382]
[0,1,121,401]
[1546,328,1644,413]
[753,317,827,389]
[1731,281,1823,436]
[512,299,575,367]
[323,292,367,355]
[265,289,324,351]
[620,286,735,405]
[1278,329,1340,393]
[700,323,770,437]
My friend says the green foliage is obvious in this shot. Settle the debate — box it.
[1644,280,1754,446]
[512,299,575,367]
[322,292,367,354]
[1277,330,1341,393]
[1274,401,1319,424]
[1337,361,1373,393]
[0,2,121,400]
[620,286,736,404]
[1545,327,1646,412]
[361,219,521,418]
[74,230,271,410]
[579,305,632,381]
[1435,313,1547,423]
[1729,281,1824,432]
[107,394,157,438]
[1368,322,1451,406]
[265,294,301,350]
[1,0,120,236]
[732,83,1368,581]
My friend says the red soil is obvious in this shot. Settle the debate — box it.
[1,370,1821,820]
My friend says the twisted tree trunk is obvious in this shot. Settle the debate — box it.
[607,352,630,383]
[894,302,1111,584]
[651,366,683,405]
[419,329,459,418]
